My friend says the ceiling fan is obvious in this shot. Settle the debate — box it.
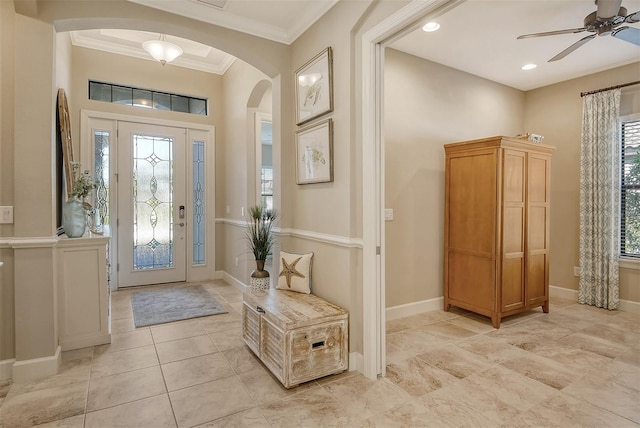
[517,0,640,62]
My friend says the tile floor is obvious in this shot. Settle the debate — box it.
[0,280,639,427]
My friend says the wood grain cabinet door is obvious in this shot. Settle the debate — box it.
[526,153,551,306]
[501,149,526,312]
[445,149,498,312]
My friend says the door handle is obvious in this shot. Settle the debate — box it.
[174,222,185,227]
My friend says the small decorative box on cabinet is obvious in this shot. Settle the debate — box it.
[242,288,348,388]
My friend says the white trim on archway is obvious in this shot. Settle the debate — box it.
[360,0,467,380]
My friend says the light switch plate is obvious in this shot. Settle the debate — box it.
[384,208,393,221]
[0,206,13,224]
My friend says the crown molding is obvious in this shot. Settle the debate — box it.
[127,0,338,45]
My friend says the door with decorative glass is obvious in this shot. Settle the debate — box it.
[117,122,186,287]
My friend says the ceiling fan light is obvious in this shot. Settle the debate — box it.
[521,63,537,70]
[142,36,183,65]
[422,22,440,32]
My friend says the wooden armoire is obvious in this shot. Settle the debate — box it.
[443,136,555,328]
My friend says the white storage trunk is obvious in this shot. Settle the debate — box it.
[242,288,348,388]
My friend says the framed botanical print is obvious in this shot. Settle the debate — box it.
[295,47,333,125]
[296,119,333,184]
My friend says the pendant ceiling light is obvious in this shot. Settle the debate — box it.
[142,34,183,66]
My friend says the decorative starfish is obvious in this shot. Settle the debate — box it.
[279,257,306,288]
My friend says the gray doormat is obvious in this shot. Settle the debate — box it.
[131,284,228,328]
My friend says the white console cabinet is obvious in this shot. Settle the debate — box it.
[57,234,110,350]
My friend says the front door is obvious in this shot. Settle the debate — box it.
[117,122,186,287]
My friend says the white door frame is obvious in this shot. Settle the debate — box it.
[81,110,216,290]
[360,0,466,379]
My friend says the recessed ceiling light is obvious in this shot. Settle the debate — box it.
[521,63,537,71]
[422,22,440,32]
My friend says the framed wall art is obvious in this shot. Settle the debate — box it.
[57,88,75,198]
[295,47,333,125]
[296,119,333,185]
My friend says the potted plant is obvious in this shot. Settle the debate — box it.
[246,205,277,291]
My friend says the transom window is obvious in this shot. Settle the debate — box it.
[89,81,207,116]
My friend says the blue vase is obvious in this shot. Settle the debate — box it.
[63,199,86,238]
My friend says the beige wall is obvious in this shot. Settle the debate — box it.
[0,0,15,362]
[525,62,640,303]
[55,32,72,97]
[287,0,377,356]
[289,1,370,237]
[14,14,57,238]
[12,13,59,362]
[384,49,525,308]
[216,58,272,284]
[0,0,15,232]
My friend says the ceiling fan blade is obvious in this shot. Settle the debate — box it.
[597,0,623,19]
[549,34,597,62]
[625,10,640,23]
[517,28,587,39]
[612,26,640,46]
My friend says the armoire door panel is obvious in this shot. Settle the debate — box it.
[448,252,494,310]
[527,253,547,302]
[528,156,549,203]
[503,206,524,254]
[503,151,525,203]
[448,153,497,254]
[528,206,548,251]
[502,257,525,310]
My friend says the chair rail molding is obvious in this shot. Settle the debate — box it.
[214,218,363,249]
[0,236,59,249]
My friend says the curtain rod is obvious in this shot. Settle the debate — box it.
[580,80,640,97]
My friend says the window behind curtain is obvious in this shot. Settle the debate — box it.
[621,119,640,258]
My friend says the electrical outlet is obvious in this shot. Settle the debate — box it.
[235,257,239,267]
[573,266,580,277]
[241,206,245,217]
[0,206,13,224]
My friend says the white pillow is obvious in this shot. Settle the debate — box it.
[276,251,313,294]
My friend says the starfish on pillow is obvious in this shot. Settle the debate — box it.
[279,256,306,288]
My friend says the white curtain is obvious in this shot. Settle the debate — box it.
[579,89,621,310]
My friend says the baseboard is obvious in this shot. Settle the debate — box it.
[549,285,578,301]
[385,296,444,321]
[11,346,61,383]
[216,270,249,293]
[60,334,111,352]
[349,352,363,373]
[0,359,15,381]
[619,299,640,315]
[549,285,640,314]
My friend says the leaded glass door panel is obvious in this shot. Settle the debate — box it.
[117,122,186,287]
